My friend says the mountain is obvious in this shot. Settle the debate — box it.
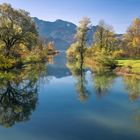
[34,17,97,50]
[34,17,76,50]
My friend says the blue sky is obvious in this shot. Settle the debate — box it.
[0,0,140,33]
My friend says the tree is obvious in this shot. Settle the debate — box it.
[123,18,140,57]
[0,3,38,56]
[76,17,91,60]
[94,20,116,51]
[67,17,91,62]
[91,20,117,69]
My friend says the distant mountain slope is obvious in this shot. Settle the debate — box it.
[34,17,97,50]
[34,17,123,50]
[34,17,77,50]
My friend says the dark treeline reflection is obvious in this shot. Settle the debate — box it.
[0,63,47,128]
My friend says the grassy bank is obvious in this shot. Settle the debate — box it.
[84,57,140,76]
[117,60,140,74]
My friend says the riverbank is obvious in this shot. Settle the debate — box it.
[114,60,140,77]
[84,57,140,77]
[0,50,59,70]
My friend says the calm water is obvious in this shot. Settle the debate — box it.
[0,53,140,140]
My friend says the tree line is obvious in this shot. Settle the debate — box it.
[67,17,140,69]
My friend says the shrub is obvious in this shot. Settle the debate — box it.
[94,49,117,69]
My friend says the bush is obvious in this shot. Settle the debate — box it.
[94,49,117,69]
[66,42,80,59]
[112,49,125,58]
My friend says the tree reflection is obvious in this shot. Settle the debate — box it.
[85,60,116,98]
[123,75,140,101]
[92,71,116,98]
[47,55,54,64]
[67,59,90,102]
[0,63,47,127]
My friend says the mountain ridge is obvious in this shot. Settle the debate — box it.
[34,17,122,50]
[34,17,98,50]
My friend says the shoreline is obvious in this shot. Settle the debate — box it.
[0,50,60,70]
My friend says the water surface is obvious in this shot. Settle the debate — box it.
[0,53,140,140]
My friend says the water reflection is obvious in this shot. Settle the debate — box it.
[67,59,90,102]
[123,75,140,101]
[47,53,71,78]
[0,52,140,139]
[93,71,116,98]
[0,63,47,127]
[124,76,140,130]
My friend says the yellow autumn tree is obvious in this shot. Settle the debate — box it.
[123,18,140,57]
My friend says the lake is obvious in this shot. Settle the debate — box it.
[0,52,140,140]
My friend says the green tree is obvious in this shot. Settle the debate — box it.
[90,20,117,69]
[0,3,38,57]
[76,17,91,61]
[67,17,91,63]
[94,20,116,51]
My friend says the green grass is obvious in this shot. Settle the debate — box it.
[117,60,140,73]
